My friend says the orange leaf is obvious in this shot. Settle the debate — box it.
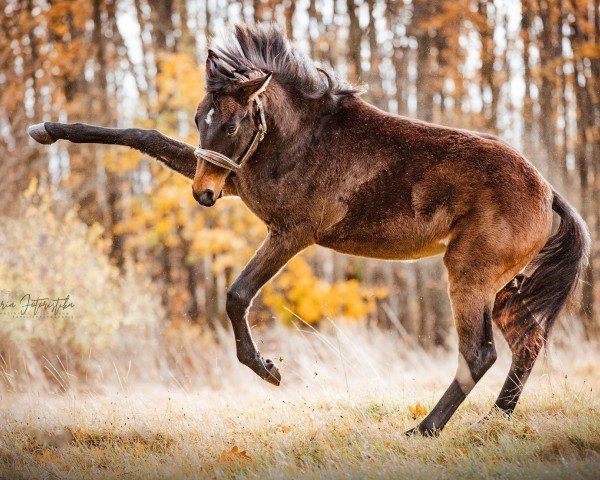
[35,449,63,464]
[281,425,293,433]
[218,445,252,462]
[408,402,428,419]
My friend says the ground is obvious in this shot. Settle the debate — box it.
[1,328,599,479]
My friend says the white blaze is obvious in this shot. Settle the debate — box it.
[205,108,214,125]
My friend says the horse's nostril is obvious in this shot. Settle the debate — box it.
[202,190,215,204]
[192,188,216,206]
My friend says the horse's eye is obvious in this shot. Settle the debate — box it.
[226,124,238,136]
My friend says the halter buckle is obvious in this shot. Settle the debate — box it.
[255,98,267,134]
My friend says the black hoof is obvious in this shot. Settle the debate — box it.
[28,123,56,145]
[240,352,281,386]
[262,358,281,386]
[404,425,440,437]
[470,406,511,430]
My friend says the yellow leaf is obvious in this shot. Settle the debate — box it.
[574,42,600,59]
[375,287,389,299]
[408,402,428,419]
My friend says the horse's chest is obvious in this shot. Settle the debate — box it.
[235,177,313,227]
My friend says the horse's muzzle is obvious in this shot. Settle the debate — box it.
[192,188,216,207]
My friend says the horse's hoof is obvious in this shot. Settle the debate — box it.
[470,407,510,430]
[404,425,440,437]
[241,352,281,386]
[28,123,55,144]
[263,358,281,386]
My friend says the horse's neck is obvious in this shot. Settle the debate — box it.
[230,101,323,223]
[258,91,321,162]
[231,97,374,229]
[265,87,305,137]
[252,94,363,178]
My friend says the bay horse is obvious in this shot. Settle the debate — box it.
[28,24,590,435]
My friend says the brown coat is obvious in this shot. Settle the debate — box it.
[28,23,590,436]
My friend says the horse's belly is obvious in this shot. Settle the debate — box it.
[317,217,450,261]
[319,237,447,260]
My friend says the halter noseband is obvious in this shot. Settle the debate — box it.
[193,97,267,172]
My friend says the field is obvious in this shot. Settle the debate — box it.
[1,327,599,479]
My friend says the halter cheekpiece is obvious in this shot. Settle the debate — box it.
[194,97,267,171]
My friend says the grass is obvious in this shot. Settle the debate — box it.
[2,194,598,478]
[1,329,599,479]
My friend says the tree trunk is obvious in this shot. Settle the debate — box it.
[346,0,362,84]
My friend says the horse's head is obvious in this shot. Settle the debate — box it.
[192,50,272,206]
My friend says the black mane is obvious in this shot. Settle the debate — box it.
[206,23,360,99]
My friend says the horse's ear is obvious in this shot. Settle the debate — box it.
[235,73,272,103]
[206,49,219,77]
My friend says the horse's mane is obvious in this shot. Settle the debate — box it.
[206,23,361,99]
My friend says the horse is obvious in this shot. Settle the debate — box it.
[28,23,590,436]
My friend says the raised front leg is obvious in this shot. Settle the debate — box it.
[227,231,310,385]
[28,122,197,180]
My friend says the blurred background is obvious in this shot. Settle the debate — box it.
[0,0,599,393]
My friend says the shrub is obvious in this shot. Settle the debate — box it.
[0,183,164,391]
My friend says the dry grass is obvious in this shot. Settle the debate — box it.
[1,325,598,479]
[2,181,598,479]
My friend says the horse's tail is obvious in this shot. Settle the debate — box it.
[515,190,591,340]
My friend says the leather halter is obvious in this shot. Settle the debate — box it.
[193,97,267,171]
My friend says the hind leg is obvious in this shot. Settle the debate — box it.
[470,277,545,429]
[406,281,498,436]
[493,278,544,415]
[406,232,509,436]
[405,226,539,436]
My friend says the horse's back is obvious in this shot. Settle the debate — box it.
[316,98,553,263]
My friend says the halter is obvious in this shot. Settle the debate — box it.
[193,97,267,171]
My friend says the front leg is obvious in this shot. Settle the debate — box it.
[226,230,310,385]
[28,122,197,180]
